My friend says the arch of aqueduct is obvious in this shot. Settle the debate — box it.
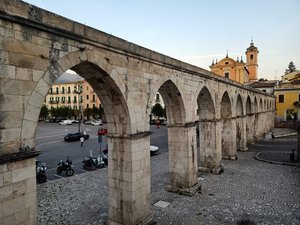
[0,1,275,224]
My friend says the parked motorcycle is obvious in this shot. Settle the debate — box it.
[82,154,105,170]
[36,160,47,184]
[102,149,108,165]
[57,157,74,176]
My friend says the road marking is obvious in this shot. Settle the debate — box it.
[36,140,63,147]
[53,174,63,178]
[36,132,69,140]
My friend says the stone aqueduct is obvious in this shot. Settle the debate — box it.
[0,1,275,225]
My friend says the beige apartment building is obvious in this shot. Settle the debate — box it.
[44,75,101,113]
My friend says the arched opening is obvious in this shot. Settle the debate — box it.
[254,97,259,140]
[29,53,151,224]
[236,94,244,151]
[246,96,254,145]
[220,91,235,159]
[197,86,220,172]
[156,80,198,193]
[259,98,263,112]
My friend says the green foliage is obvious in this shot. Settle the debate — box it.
[39,105,49,120]
[84,108,93,119]
[285,61,297,74]
[151,103,165,118]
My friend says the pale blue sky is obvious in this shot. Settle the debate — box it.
[24,0,300,80]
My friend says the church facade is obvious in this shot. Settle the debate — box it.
[210,41,259,84]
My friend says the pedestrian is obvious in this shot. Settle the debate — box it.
[80,136,84,147]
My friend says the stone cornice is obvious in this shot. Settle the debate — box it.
[0,150,41,165]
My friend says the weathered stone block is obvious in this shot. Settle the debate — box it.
[1,79,36,96]
[23,104,40,122]
[11,165,35,183]
[3,171,12,186]
[0,128,21,143]
[2,195,25,217]
[8,52,49,70]
[0,64,15,79]
[34,78,51,97]
[15,67,33,81]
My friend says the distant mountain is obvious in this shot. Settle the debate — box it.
[55,72,84,83]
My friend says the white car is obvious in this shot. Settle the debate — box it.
[91,120,103,126]
[59,120,72,125]
[150,145,159,155]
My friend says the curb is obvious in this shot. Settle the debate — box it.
[254,151,300,167]
[273,132,297,138]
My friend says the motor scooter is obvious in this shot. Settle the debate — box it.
[82,154,105,170]
[57,157,74,176]
[36,160,47,184]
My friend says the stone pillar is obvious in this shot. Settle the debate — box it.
[107,132,152,225]
[222,119,237,160]
[254,114,260,140]
[167,124,200,195]
[0,156,38,225]
[246,114,255,145]
[198,121,222,173]
[238,116,248,151]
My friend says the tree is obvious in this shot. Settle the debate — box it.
[60,106,70,119]
[39,105,49,121]
[285,61,296,74]
[84,108,93,120]
[151,103,164,118]
[50,106,59,121]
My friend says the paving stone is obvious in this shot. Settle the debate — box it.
[37,151,300,225]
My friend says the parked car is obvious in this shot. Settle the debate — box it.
[91,120,103,126]
[84,120,92,125]
[59,120,72,125]
[64,132,89,142]
[150,145,159,155]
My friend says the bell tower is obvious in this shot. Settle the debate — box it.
[245,39,259,81]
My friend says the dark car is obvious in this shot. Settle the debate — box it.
[64,132,89,142]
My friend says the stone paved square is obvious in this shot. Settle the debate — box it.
[38,150,300,225]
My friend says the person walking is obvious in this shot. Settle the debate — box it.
[80,136,84,147]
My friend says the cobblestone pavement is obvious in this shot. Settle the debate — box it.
[38,150,300,225]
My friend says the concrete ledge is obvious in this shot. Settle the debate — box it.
[273,132,297,138]
[0,150,41,165]
[254,151,300,167]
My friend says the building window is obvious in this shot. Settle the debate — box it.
[74,96,77,103]
[156,93,160,102]
[86,95,89,100]
[56,87,59,94]
[225,62,229,65]
[92,95,96,102]
[262,90,266,92]
[68,87,71,93]
[62,87,65,94]
[279,95,284,103]
[87,86,89,91]
[250,54,253,60]
[224,72,229,78]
